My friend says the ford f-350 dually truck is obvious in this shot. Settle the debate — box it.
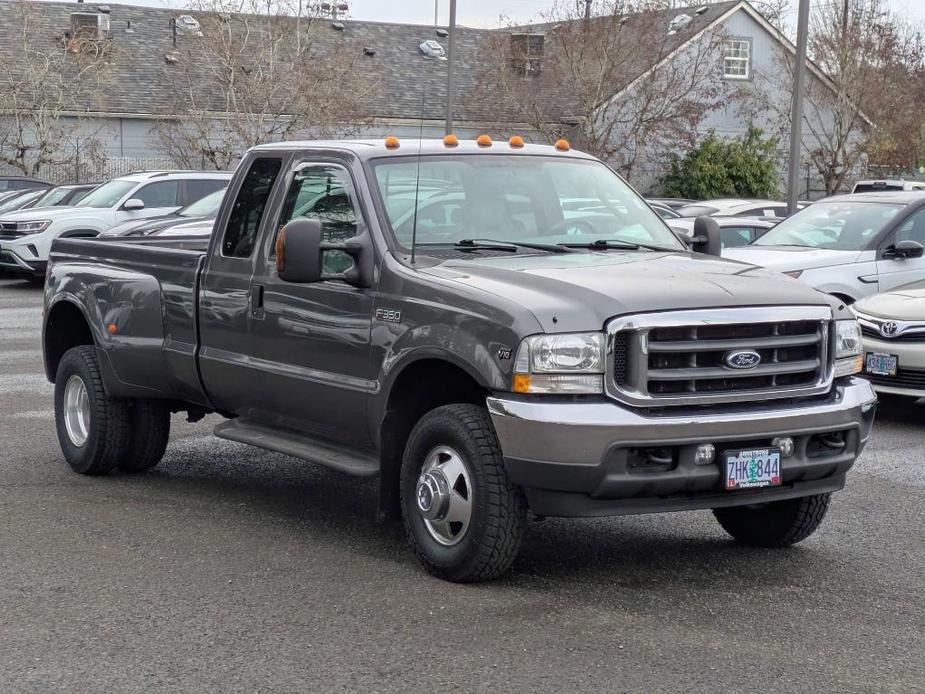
[43,138,876,582]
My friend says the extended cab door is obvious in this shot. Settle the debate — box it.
[245,159,377,445]
[198,156,286,414]
[876,207,925,292]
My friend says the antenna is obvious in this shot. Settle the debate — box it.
[410,87,426,266]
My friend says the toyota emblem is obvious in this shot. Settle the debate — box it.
[880,321,899,337]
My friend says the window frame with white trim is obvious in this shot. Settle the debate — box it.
[723,37,752,80]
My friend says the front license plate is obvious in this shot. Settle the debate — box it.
[724,448,782,490]
[865,352,898,377]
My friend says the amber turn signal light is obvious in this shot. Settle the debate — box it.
[276,229,286,272]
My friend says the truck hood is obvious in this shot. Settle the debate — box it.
[723,246,863,273]
[422,251,836,332]
[853,283,925,320]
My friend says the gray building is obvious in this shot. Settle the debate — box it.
[0,0,850,194]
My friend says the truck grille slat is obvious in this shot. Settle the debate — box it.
[606,307,834,407]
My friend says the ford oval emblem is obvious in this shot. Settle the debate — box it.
[724,350,762,370]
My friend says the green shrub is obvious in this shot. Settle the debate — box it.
[660,125,780,199]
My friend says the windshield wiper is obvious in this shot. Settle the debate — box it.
[415,240,518,253]
[461,238,573,253]
[561,239,677,252]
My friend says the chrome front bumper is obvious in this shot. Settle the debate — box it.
[487,378,877,516]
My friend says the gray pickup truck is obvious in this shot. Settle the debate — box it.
[43,139,877,582]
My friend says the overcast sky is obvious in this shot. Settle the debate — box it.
[48,0,925,28]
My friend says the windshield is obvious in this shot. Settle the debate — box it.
[76,180,136,208]
[371,155,682,251]
[32,187,72,208]
[0,189,41,212]
[753,201,903,250]
[179,188,226,217]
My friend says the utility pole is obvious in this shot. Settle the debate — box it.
[787,0,810,214]
[434,0,439,27]
[584,0,592,20]
[445,0,457,135]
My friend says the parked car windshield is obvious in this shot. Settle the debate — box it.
[75,180,136,208]
[0,189,42,212]
[178,188,226,217]
[753,201,903,250]
[371,155,683,251]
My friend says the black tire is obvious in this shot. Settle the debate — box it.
[713,493,831,547]
[119,400,171,473]
[54,345,131,475]
[400,404,527,582]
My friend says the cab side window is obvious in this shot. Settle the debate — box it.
[222,158,282,258]
[274,165,359,273]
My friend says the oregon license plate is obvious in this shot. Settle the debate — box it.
[865,352,898,376]
[724,448,782,490]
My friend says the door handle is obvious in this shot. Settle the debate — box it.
[250,284,265,320]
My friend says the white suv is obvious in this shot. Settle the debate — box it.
[0,170,230,278]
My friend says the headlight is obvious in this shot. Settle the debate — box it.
[834,319,863,377]
[11,220,52,234]
[513,332,604,394]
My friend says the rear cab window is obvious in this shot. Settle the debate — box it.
[221,158,283,258]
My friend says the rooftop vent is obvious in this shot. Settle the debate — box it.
[696,6,710,14]
[363,46,376,56]
[435,28,448,37]
[165,52,179,64]
[331,21,345,30]
[124,20,134,33]
[419,39,446,60]
[174,14,202,36]
[96,4,110,13]
[509,33,544,76]
[667,13,693,34]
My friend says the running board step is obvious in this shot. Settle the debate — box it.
[213,418,379,477]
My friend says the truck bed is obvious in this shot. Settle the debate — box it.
[47,236,211,405]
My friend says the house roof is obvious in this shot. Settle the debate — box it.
[0,0,742,124]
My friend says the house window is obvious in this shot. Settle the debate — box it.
[723,39,751,79]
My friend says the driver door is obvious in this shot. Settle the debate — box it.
[877,208,925,291]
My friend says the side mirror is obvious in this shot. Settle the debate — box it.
[886,239,925,260]
[122,198,145,211]
[275,217,372,287]
[690,215,722,257]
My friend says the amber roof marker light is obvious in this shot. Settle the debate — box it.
[443,134,459,147]
[476,134,493,147]
[384,135,400,149]
[554,138,571,152]
[509,135,525,148]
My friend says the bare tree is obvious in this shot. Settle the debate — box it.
[0,1,115,177]
[747,0,924,195]
[152,0,377,170]
[469,1,730,184]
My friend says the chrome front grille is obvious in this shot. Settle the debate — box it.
[605,306,834,406]
[0,222,23,239]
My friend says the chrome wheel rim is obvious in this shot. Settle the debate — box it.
[63,375,91,447]
[416,445,472,546]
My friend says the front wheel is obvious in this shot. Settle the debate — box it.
[713,493,831,547]
[400,404,527,582]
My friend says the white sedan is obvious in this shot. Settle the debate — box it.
[724,192,925,304]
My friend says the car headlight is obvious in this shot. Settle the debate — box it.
[834,319,863,377]
[10,220,52,234]
[512,332,604,394]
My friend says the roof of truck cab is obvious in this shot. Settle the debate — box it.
[249,139,600,161]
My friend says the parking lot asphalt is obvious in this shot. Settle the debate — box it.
[0,277,922,693]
